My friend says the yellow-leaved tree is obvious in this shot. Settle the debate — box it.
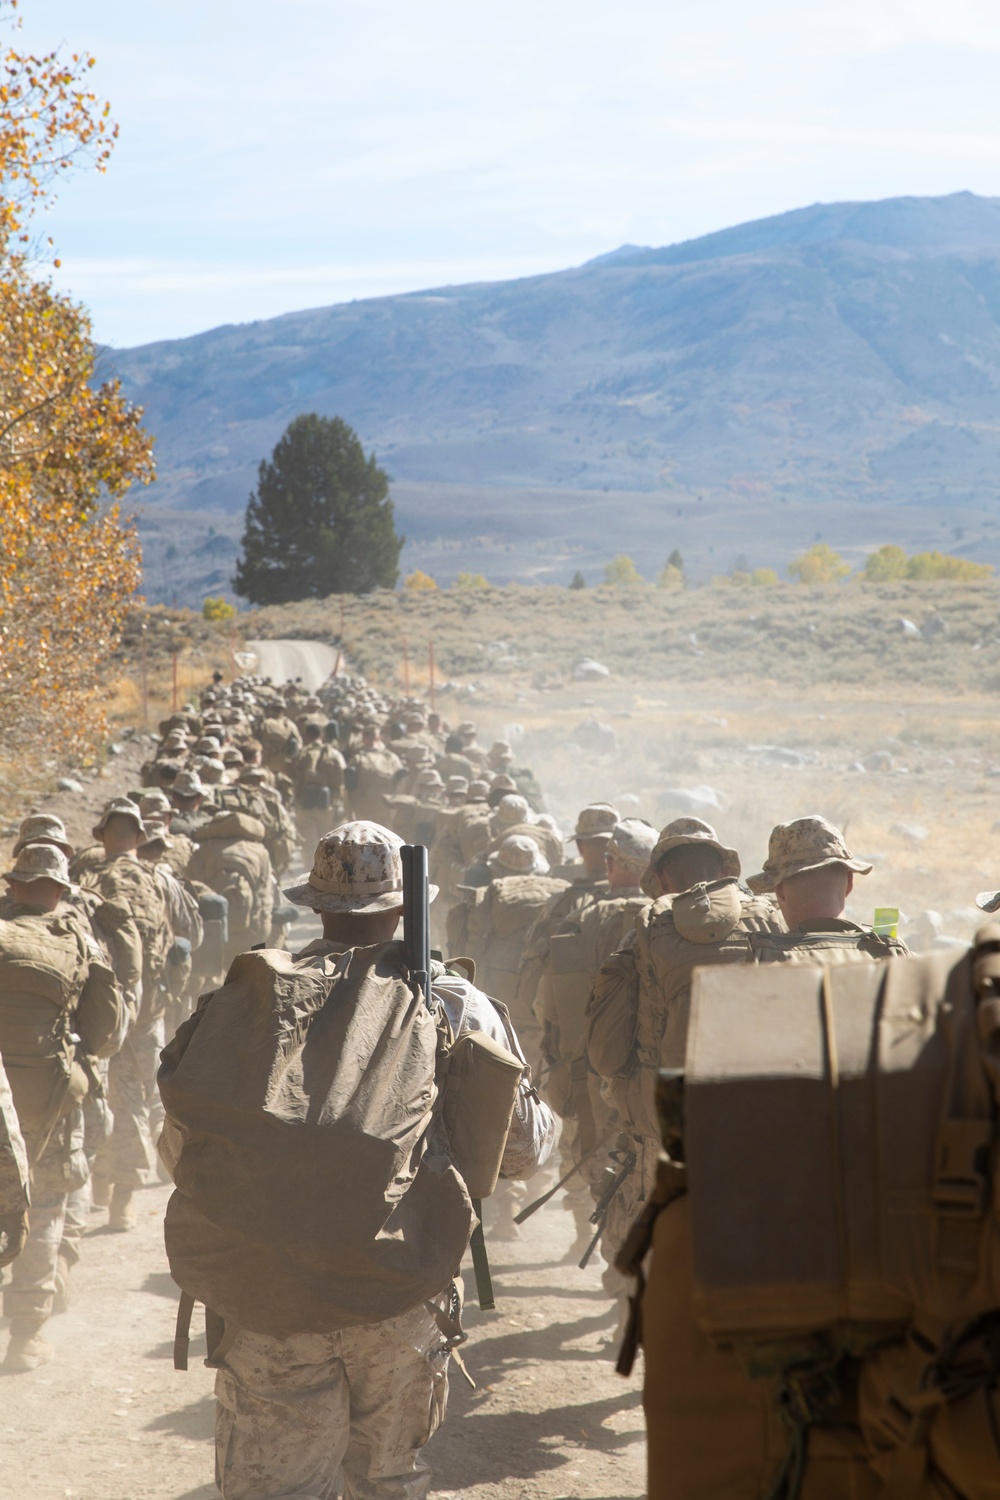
[788,543,850,585]
[0,0,153,777]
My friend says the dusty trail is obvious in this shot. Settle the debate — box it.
[245,639,342,690]
[0,1176,643,1499]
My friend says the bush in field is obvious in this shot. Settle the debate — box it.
[405,570,438,590]
[752,567,779,586]
[862,544,908,582]
[203,596,237,622]
[453,572,490,590]
[657,563,684,589]
[604,554,644,586]
[789,543,850,585]
[906,551,993,581]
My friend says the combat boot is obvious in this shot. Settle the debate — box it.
[90,1174,112,1209]
[109,1185,136,1231]
[4,1321,53,1371]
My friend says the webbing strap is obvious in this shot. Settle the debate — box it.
[821,969,850,1320]
[174,1290,195,1371]
[469,1199,495,1311]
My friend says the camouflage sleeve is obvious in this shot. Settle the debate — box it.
[0,1053,28,1216]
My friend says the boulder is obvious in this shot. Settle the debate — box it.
[573,658,610,680]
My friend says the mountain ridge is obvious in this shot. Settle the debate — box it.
[109,192,1000,599]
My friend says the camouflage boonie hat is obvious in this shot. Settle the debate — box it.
[3,842,72,888]
[138,790,173,819]
[415,769,445,793]
[748,816,872,894]
[643,817,741,897]
[493,794,531,830]
[489,740,513,761]
[488,833,550,877]
[13,813,73,858]
[457,720,477,736]
[467,779,490,801]
[489,774,517,794]
[93,797,145,838]
[574,802,620,843]
[607,817,657,874]
[171,769,206,800]
[283,821,438,914]
[446,775,469,796]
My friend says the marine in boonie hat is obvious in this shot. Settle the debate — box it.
[492,794,531,831]
[93,797,145,839]
[488,833,550,877]
[3,842,72,889]
[467,779,490,802]
[642,817,741,898]
[171,769,206,800]
[573,802,619,843]
[607,817,657,875]
[138,790,173,820]
[748,815,872,894]
[283,821,438,914]
[12,813,73,858]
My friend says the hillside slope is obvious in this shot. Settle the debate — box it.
[111,192,1000,599]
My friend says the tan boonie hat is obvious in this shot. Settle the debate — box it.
[643,817,741,897]
[488,833,550,877]
[458,720,477,736]
[574,802,619,843]
[139,790,173,818]
[283,821,439,914]
[748,815,872,894]
[93,797,145,838]
[171,769,206,800]
[489,740,513,759]
[13,813,73,858]
[446,776,469,795]
[489,774,517,794]
[468,779,490,800]
[493,794,531,830]
[3,842,72,888]
[607,817,658,874]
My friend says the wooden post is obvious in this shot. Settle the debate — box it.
[403,636,410,693]
[141,629,149,728]
[428,640,436,710]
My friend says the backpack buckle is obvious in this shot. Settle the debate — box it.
[933,1120,992,1217]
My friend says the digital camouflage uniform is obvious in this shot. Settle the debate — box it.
[0,851,123,1363]
[81,851,175,1203]
[205,824,553,1500]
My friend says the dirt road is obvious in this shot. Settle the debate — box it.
[245,638,342,691]
[1,1166,644,1500]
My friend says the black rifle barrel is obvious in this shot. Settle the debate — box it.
[401,843,431,1008]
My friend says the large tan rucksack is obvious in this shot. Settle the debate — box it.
[664,932,1000,1498]
[466,874,567,1006]
[158,941,476,1339]
[81,856,172,994]
[185,811,273,961]
[0,912,91,1149]
[625,879,782,1139]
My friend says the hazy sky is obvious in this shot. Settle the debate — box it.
[15,0,1000,347]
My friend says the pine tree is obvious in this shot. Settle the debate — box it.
[234,414,403,604]
[569,570,586,589]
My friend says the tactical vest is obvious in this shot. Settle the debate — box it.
[0,910,91,1146]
